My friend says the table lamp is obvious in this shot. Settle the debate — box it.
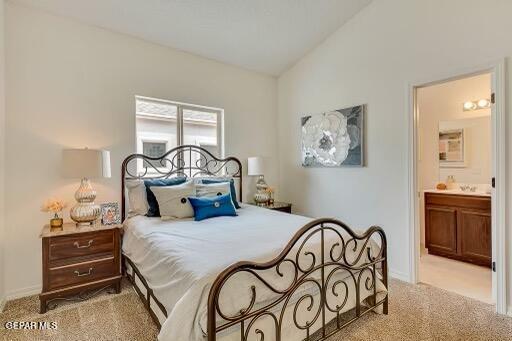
[248,156,270,206]
[62,148,111,225]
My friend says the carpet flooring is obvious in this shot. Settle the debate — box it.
[1,279,511,341]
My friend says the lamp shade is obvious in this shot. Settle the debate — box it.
[247,157,265,176]
[62,148,111,179]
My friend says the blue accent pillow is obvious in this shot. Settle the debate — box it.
[188,193,237,221]
[144,177,187,217]
[201,178,241,209]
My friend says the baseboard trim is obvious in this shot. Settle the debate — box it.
[507,305,512,317]
[6,285,41,301]
[389,269,410,282]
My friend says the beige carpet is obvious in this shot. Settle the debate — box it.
[1,279,511,341]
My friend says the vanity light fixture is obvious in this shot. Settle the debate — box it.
[463,101,477,111]
[477,99,491,108]
[463,98,491,111]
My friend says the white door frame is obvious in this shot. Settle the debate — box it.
[407,59,507,314]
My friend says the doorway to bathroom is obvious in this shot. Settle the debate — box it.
[407,61,507,314]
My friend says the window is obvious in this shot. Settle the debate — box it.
[135,96,223,174]
[142,141,167,158]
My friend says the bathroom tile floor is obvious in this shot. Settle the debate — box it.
[419,252,493,304]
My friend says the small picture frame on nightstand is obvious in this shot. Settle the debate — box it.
[100,202,121,225]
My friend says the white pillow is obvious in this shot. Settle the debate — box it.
[125,180,148,217]
[150,180,195,220]
[195,182,231,198]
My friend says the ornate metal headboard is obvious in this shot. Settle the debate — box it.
[121,145,242,221]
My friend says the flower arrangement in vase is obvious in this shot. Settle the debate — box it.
[41,199,67,229]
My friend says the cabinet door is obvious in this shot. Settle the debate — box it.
[458,209,491,266]
[425,206,457,255]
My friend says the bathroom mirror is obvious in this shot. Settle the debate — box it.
[438,127,465,168]
[437,117,491,183]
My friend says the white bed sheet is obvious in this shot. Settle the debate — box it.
[122,204,385,341]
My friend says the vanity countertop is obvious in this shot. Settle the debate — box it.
[424,188,491,198]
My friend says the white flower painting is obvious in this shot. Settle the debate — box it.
[301,105,364,167]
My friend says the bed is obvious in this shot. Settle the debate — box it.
[121,145,388,341]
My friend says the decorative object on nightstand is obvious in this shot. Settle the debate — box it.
[100,202,121,225]
[62,148,111,226]
[39,222,122,313]
[267,187,275,205]
[41,198,67,229]
[250,201,292,214]
[248,156,270,206]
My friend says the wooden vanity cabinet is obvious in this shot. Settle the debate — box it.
[425,192,491,267]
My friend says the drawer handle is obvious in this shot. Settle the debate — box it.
[73,240,93,249]
[74,268,93,277]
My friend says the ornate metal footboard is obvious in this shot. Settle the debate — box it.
[207,218,388,341]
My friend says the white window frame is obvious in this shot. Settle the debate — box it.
[141,139,169,157]
[135,95,224,158]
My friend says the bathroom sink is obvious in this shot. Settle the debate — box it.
[459,185,477,192]
[425,188,491,197]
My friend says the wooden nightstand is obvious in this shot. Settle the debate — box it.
[251,201,292,213]
[39,222,122,313]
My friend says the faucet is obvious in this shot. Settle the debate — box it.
[460,185,477,192]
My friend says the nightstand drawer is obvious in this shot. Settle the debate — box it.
[49,230,114,262]
[47,257,117,290]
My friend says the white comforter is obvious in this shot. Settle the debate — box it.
[122,205,385,341]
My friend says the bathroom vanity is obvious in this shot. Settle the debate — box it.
[424,190,491,267]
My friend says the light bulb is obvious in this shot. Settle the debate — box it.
[477,99,490,108]
[463,101,476,111]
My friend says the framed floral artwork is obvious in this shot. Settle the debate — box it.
[100,202,121,225]
[301,104,365,167]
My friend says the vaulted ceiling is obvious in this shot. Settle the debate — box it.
[12,0,372,75]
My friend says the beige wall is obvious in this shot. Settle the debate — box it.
[0,0,6,310]
[417,74,491,246]
[277,0,512,310]
[4,3,278,297]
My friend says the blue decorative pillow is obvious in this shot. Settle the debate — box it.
[188,194,237,221]
[144,177,187,217]
[201,178,241,209]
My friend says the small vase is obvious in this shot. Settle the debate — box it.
[50,214,63,229]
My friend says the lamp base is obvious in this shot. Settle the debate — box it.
[253,175,270,206]
[70,178,101,226]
